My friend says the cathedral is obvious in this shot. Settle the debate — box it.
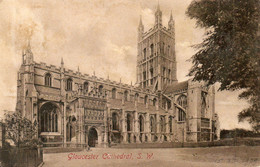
[15,5,220,147]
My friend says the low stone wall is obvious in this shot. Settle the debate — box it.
[112,138,260,148]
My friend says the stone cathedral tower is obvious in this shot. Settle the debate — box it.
[136,4,177,91]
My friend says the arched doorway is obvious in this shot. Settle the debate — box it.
[66,116,76,142]
[88,128,98,147]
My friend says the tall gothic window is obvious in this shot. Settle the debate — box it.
[201,92,207,118]
[153,98,157,106]
[83,82,89,92]
[160,116,165,132]
[139,115,144,132]
[112,88,116,99]
[150,116,155,133]
[112,112,119,130]
[144,95,148,105]
[127,114,132,131]
[98,85,103,93]
[177,95,187,109]
[143,48,146,60]
[135,93,139,102]
[45,73,52,87]
[168,45,170,56]
[178,109,186,122]
[66,78,73,91]
[169,116,173,133]
[124,90,128,101]
[40,102,58,132]
[150,44,154,55]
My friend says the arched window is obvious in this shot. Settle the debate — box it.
[169,116,173,133]
[45,73,52,87]
[178,109,186,122]
[127,114,132,131]
[124,90,128,101]
[177,95,187,109]
[98,85,103,93]
[66,78,73,91]
[150,116,155,133]
[112,112,119,130]
[135,93,139,102]
[112,88,116,99]
[40,102,58,132]
[153,98,157,106]
[139,115,144,132]
[83,82,89,92]
[150,44,154,55]
[160,116,165,132]
[201,92,207,118]
[144,95,148,105]
[143,48,146,60]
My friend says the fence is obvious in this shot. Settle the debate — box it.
[0,147,43,167]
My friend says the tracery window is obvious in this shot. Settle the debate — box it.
[112,112,119,130]
[98,85,103,93]
[160,116,166,132]
[144,95,148,105]
[177,95,187,109]
[66,78,73,91]
[112,88,116,99]
[139,115,144,132]
[169,116,173,133]
[127,114,132,131]
[135,93,139,102]
[150,116,156,133]
[124,90,128,101]
[152,98,157,106]
[83,82,89,92]
[45,73,52,87]
[40,103,58,132]
[178,109,186,122]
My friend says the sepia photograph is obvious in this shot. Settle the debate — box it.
[0,0,259,166]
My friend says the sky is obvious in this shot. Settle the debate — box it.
[0,0,251,130]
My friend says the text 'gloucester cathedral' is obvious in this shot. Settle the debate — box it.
[16,4,220,147]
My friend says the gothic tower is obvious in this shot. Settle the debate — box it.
[136,4,177,91]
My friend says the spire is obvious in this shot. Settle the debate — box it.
[139,15,143,27]
[61,57,64,65]
[155,1,162,27]
[170,10,173,21]
[168,10,174,31]
[27,39,31,51]
[138,15,144,31]
[138,15,144,41]
[23,39,33,64]
[77,66,80,73]
[156,0,160,12]
[107,74,109,80]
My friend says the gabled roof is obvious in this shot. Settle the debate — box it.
[163,80,188,94]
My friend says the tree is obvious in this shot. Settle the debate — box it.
[186,0,259,131]
[4,112,38,147]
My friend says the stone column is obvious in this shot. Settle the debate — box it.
[63,102,67,147]
[121,109,127,143]
[165,116,170,141]
[103,108,108,147]
[156,114,161,143]
[134,111,140,143]
[145,113,151,142]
